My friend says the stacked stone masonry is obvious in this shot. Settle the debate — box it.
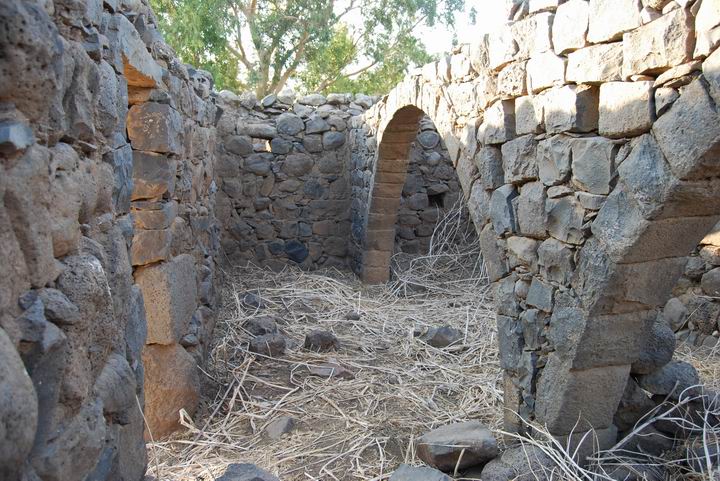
[0,0,219,479]
[3,0,720,479]
[214,92,465,268]
[352,0,720,452]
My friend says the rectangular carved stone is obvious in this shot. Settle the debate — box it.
[131,151,177,201]
[135,254,198,345]
[130,229,172,267]
[515,95,544,135]
[502,134,539,184]
[622,8,695,79]
[498,61,528,98]
[587,0,642,43]
[527,52,566,93]
[599,81,655,138]
[553,0,590,54]
[571,137,619,195]
[695,0,720,57]
[536,354,630,434]
[511,12,554,60]
[566,43,623,84]
[652,78,720,180]
[127,103,183,154]
[478,100,516,144]
[543,85,599,134]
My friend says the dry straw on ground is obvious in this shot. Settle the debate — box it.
[148,207,503,480]
[147,206,720,481]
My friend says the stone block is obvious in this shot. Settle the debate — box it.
[130,229,171,266]
[490,184,519,236]
[566,43,624,84]
[702,46,720,104]
[527,52,566,93]
[537,134,573,186]
[127,103,183,154]
[480,224,509,282]
[652,78,720,180]
[538,238,575,285]
[488,26,519,71]
[416,421,498,471]
[515,95,544,135]
[497,315,524,369]
[623,8,695,78]
[543,85,599,134]
[0,328,37,481]
[478,99,516,144]
[135,254,198,345]
[599,81,655,138]
[142,343,200,438]
[535,354,630,434]
[517,181,548,238]
[526,277,555,312]
[553,0,590,54]
[695,0,720,57]
[112,13,163,88]
[587,0,643,43]
[502,134,539,184]
[389,464,451,481]
[571,137,619,195]
[132,201,178,230]
[507,236,540,271]
[475,146,505,190]
[131,151,176,200]
[511,12,554,60]
[276,113,304,136]
[655,86,680,116]
[498,61,528,98]
[468,185,493,233]
[546,195,585,244]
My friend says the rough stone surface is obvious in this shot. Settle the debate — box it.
[416,421,498,471]
[216,463,280,481]
[389,464,452,481]
[599,82,656,138]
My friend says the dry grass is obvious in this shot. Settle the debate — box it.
[147,207,502,480]
[146,204,720,481]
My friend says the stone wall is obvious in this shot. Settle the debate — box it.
[214,91,377,269]
[0,0,218,479]
[354,0,720,455]
[666,223,720,348]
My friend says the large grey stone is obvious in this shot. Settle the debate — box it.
[389,464,452,481]
[276,113,304,136]
[587,0,642,43]
[537,135,572,186]
[497,315,524,369]
[416,421,498,472]
[546,195,585,244]
[623,8,694,79]
[538,238,575,285]
[502,135,538,184]
[599,82,655,138]
[282,153,314,177]
[631,315,675,375]
[553,0,590,54]
[636,360,700,399]
[695,0,720,58]
[526,277,554,312]
[527,52,566,93]
[476,146,505,190]
[543,85,599,134]
[127,103,183,154]
[479,223,509,282]
[322,131,346,150]
[490,184,518,236]
[131,151,176,200]
[134,254,197,345]
[652,78,720,180]
[701,267,720,296]
[480,445,555,481]
[0,328,38,481]
[571,137,619,195]
[614,377,656,432]
[566,43,624,84]
[478,100,516,144]
[517,181,547,238]
[216,463,280,481]
[515,95,544,135]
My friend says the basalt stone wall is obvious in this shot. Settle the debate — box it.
[214,91,377,269]
[393,118,466,255]
[355,0,720,456]
[0,0,218,480]
[666,222,720,348]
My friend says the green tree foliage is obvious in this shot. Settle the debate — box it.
[150,0,464,96]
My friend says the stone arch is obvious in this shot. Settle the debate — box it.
[353,33,720,449]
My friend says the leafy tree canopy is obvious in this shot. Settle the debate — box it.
[150,0,465,96]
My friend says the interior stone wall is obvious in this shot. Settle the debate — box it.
[0,0,218,479]
[214,91,378,269]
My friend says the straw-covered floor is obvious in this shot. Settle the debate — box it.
[147,210,503,480]
[146,208,720,481]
